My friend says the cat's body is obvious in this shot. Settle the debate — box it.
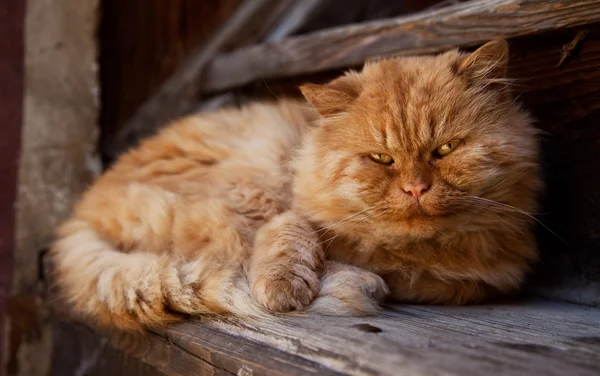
[51,40,542,331]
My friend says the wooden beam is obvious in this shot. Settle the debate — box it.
[202,0,600,94]
[263,0,331,42]
[109,0,295,158]
[0,1,25,374]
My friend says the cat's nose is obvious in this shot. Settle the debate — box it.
[402,181,430,200]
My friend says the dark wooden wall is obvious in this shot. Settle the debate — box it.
[514,28,600,298]
[0,2,25,374]
[99,0,242,157]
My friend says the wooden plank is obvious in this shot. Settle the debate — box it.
[107,328,231,376]
[105,324,342,376]
[159,322,345,376]
[201,0,600,94]
[0,0,25,374]
[125,299,600,376]
[108,0,295,160]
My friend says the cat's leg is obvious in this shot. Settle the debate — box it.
[248,211,324,312]
[308,261,389,315]
[382,271,500,305]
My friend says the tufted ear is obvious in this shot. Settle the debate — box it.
[458,39,509,85]
[299,71,363,117]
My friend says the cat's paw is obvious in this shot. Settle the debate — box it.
[251,263,320,312]
[308,261,390,316]
[249,211,324,312]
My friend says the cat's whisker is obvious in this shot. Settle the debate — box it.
[461,202,534,224]
[348,208,388,225]
[318,208,389,249]
[317,207,377,233]
[480,176,511,195]
[261,77,282,101]
[464,195,567,245]
[478,165,537,196]
[462,163,505,186]
[463,196,540,215]
[316,207,380,242]
[329,209,389,239]
[323,234,340,251]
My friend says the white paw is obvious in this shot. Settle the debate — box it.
[308,262,389,316]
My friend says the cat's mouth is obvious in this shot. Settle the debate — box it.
[396,202,454,222]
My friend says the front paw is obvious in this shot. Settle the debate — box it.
[249,211,324,312]
[308,261,390,316]
[251,263,320,312]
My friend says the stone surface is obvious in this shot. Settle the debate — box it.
[5,0,100,375]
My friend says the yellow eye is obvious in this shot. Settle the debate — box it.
[436,139,461,157]
[369,153,394,164]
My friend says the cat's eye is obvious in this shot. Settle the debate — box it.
[369,153,394,165]
[435,139,461,157]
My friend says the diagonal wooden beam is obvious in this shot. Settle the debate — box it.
[109,0,336,160]
[201,0,600,94]
[109,0,296,157]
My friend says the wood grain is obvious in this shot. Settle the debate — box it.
[111,299,600,376]
[202,0,600,94]
[0,1,24,374]
[102,322,344,375]
[160,321,345,376]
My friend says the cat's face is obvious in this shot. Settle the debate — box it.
[295,40,541,239]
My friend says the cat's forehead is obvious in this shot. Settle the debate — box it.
[356,58,474,150]
[361,57,469,112]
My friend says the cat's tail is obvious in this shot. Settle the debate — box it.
[50,219,261,331]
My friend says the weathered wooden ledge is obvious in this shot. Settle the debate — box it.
[98,298,600,376]
[201,0,600,94]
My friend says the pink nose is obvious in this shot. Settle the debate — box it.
[402,182,430,199]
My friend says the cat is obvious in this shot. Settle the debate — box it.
[50,40,542,331]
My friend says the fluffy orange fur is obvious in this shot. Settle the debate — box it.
[50,40,542,331]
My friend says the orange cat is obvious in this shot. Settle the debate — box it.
[50,40,542,331]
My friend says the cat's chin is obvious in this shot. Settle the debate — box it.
[377,214,446,239]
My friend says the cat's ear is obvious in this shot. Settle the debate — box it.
[300,72,362,117]
[458,39,509,84]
